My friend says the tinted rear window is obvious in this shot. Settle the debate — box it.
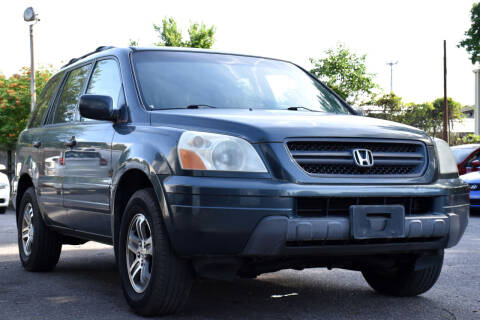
[29,73,63,128]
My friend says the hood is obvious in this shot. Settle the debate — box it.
[460,171,480,183]
[150,109,432,144]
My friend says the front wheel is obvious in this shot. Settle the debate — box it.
[117,188,193,316]
[362,254,444,297]
[0,207,6,214]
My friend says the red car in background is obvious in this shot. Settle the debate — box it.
[451,144,480,175]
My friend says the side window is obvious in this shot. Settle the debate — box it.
[52,64,91,124]
[29,73,63,128]
[86,59,122,109]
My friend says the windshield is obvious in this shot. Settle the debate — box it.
[132,51,351,113]
[451,148,475,164]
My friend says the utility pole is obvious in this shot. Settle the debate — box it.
[23,7,39,111]
[443,40,449,143]
[386,61,398,92]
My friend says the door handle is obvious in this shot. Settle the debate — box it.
[64,137,77,148]
[32,140,41,148]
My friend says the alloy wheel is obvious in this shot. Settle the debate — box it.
[126,213,153,293]
[21,203,34,256]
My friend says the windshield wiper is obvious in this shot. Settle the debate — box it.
[185,104,217,109]
[286,106,320,112]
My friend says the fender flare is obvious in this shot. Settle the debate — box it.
[110,159,174,248]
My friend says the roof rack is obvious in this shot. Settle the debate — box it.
[62,46,115,68]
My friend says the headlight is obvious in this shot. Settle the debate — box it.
[433,138,458,175]
[178,131,267,172]
[0,183,6,189]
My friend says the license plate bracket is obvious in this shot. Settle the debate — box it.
[349,205,405,239]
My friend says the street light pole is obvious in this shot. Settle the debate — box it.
[386,61,398,93]
[23,7,39,111]
[29,24,35,111]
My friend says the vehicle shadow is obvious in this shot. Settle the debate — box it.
[0,247,457,320]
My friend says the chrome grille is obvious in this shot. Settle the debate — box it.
[287,139,427,177]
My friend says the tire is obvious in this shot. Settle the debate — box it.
[362,254,443,297]
[0,207,6,214]
[17,187,62,271]
[118,188,193,316]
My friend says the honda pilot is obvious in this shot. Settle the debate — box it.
[12,46,469,316]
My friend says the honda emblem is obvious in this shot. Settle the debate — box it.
[352,149,374,167]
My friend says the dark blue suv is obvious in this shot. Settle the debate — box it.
[12,46,469,316]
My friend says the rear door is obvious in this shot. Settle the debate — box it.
[21,72,64,217]
[39,63,92,227]
[62,58,123,237]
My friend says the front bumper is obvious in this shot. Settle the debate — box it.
[163,176,469,257]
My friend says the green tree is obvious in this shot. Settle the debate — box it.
[365,94,464,138]
[369,92,404,122]
[0,67,53,177]
[365,93,403,122]
[153,17,216,48]
[431,97,464,137]
[458,2,480,64]
[402,102,437,135]
[309,44,378,106]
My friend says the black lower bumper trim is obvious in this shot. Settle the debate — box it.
[279,239,446,256]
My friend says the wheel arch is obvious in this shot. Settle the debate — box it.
[111,161,173,251]
[15,173,34,223]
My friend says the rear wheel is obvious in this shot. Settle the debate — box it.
[17,187,62,271]
[0,207,6,214]
[362,254,443,297]
[118,188,193,316]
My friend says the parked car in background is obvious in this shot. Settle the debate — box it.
[0,164,10,214]
[12,46,470,317]
[460,171,480,210]
[451,144,480,175]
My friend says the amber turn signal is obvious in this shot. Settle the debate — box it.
[179,149,207,170]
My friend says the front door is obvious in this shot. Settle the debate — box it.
[62,58,123,237]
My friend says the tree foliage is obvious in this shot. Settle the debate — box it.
[402,102,437,135]
[153,17,216,48]
[366,93,464,138]
[458,2,480,64]
[368,93,403,122]
[309,44,378,106]
[0,67,52,150]
[431,97,464,136]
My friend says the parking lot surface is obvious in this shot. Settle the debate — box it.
[0,208,479,320]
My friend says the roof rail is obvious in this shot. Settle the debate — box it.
[61,46,115,68]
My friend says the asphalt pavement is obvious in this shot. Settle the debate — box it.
[0,208,479,320]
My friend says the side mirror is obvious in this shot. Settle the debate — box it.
[472,160,480,168]
[79,95,116,122]
[0,164,5,171]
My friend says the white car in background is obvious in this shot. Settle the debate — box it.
[0,164,10,214]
